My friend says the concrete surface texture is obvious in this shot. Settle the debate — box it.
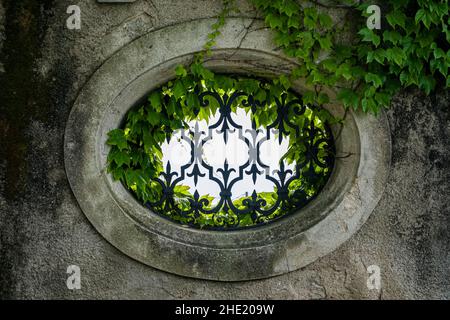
[0,0,449,299]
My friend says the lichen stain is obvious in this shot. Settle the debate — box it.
[0,0,54,201]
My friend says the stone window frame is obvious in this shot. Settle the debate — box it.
[64,18,391,281]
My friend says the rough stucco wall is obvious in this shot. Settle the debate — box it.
[0,0,448,299]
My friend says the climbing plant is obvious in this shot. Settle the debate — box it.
[107,75,335,229]
[157,0,449,114]
[250,0,449,113]
[106,0,449,229]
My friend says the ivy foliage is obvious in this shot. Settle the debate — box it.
[106,0,335,229]
[106,73,334,228]
[106,0,448,228]
[250,0,449,113]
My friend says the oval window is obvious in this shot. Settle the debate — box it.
[106,76,335,230]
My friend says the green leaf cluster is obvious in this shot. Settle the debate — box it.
[250,0,449,113]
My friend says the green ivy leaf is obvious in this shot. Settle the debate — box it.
[415,9,429,28]
[292,65,309,77]
[149,91,162,112]
[385,47,407,66]
[142,129,155,153]
[365,73,383,88]
[390,0,409,10]
[358,28,381,47]
[317,92,330,105]
[297,31,315,49]
[110,166,124,181]
[310,68,325,83]
[318,13,333,29]
[279,0,299,17]
[186,92,200,109]
[147,111,161,126]
[265,13,284,29]
[337,88,359,110]
[302,90,316,105]
[374,92,392,108]
[367,48,386,64]
[279,75,291,90]
[383,30,402,45]
[386,11,406,29]
[419,75,436,95]
[190,63,214,81]
[172,80,186,100]
[336,63,352,81]
[361,96,376,113]
[433,47,445,59]
[111,150,130,167]
[237,78,260,93]
[418,33,434,47]
[125,169,147,191]
[321,58,337,72]
[287,15,300,29]
[317,35,332,51]
[174,185,191,197]
[430,58,447,76]
[400,70,415,86]
[175,64,187,77]
[304,7,318,21]
[303,15,316,29]
[107,129,128,151]
[275,32,291,47]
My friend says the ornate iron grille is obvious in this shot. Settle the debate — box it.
[143,87,335,230]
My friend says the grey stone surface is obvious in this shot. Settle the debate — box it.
[0,0,449,299]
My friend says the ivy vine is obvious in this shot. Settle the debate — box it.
[250,0,448,113]
[107,75,334,228]
[106,0,449,228]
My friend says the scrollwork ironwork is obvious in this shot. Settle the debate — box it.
[145,88,335,230]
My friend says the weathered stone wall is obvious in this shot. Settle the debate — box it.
[0,0,448,299]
